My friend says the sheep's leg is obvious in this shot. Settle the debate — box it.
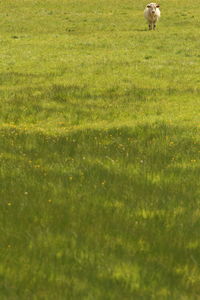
[153,22,156,30]
[149,22,153,30]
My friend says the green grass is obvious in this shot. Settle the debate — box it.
[0,0,200,298]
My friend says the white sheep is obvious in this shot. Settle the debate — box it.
[144,3,161,30]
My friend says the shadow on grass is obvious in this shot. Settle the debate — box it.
[0,122,199,298]
[2,78,199,103]
[134,28,148,32]
[48,84,200,103]
[0,71,59,86]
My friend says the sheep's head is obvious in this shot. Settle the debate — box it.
[147,3,160,14]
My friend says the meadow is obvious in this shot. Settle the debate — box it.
[0,0,200,298]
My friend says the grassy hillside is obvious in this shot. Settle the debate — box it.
[0,0,200,298]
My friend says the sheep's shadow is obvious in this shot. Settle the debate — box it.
[135,28,148,32]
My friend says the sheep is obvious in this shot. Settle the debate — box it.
[144,3,161,30]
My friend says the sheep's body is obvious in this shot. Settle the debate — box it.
[144,3,161,30]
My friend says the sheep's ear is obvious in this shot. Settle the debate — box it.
[147,5,151,7]
[156,4,160,7]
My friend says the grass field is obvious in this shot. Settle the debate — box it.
[0,0,200,298]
